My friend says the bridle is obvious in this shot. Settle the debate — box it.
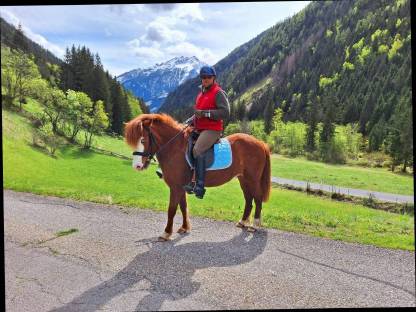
[132,118,193,166]
[132,125,158,166]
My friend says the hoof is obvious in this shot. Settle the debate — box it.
[246,226,256,232]
[158,232,172,241]
[253,218,262,228]
[177,227,191,234]
[236,219,251,228]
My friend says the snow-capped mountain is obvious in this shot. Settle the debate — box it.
[117,56,207,112]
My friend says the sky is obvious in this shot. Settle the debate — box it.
[0,2,310,77]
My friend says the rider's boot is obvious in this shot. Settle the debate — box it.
[193,153,206,199]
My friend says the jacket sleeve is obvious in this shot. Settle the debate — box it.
[207,90,230,121]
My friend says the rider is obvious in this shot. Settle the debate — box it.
[183,65,230,199]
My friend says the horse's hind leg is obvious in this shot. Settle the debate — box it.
[253,198,262,229]
[236,178,254,230]
[177,193,192,234]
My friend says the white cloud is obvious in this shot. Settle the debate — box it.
[144,20,187,44]
[107,4,144,16]
[145,3,178,12]
[0,8,65,58]
[125,3,210,66]
[127,39,163,60]
[172,4,204,22]
[165,42,217,65]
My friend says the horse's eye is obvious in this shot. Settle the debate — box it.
[141,139,145,144]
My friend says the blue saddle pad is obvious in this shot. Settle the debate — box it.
[185,138,232,171]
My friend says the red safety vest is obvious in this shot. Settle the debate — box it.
[194,83,223,131]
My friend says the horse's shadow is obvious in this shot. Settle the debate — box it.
[49,230,268,311]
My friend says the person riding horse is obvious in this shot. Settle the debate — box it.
[183,65,230,199]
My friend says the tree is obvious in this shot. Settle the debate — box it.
[319,92,336,162]
[305,93,318,152]
[92,54,111,116]
[33,83,68,134]
[109,79,125,134]
[82,100,109,148]
[1,47,41,110]
[263,99,275,134]
[235,100,246,121]
[64,90,93,142]
[384,92,412,172]
[12,23,28,52]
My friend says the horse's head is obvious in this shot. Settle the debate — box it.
[124,114,182,171]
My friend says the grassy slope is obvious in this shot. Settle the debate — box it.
[270,155,414,196]
[2,108,414,250]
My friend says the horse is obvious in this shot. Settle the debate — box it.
[124,113,271,241]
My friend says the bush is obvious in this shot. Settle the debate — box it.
[320,139,347,164]
[362,193,378,209]
[305,151,320,161]
[32,123,66,156]
[249,120,267,141]
[223,122,241,136]
[382,160,392,168]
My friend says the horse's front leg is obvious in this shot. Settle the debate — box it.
[177,192,191,234]
[159,186,182,241]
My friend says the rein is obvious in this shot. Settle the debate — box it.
[132,117,193,165]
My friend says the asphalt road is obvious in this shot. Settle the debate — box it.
[271,176,414,203]
[4,190,415,311]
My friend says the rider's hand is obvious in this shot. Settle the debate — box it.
[194,110,204,118]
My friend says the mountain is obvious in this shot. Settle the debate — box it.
[117,56,207,112]
[159,0,411,148]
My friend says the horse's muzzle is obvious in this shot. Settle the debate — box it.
[135,160,150,171]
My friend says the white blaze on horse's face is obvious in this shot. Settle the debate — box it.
[132,137,145,170]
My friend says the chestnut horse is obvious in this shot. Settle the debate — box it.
[124,114,271,241]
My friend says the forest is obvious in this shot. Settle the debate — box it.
[160,0,412,171]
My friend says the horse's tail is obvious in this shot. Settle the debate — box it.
[261,142,271,202]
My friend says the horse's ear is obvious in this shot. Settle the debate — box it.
[142,118,152,127]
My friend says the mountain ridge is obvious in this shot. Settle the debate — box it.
[117,56,207,112]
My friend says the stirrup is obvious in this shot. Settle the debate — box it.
[156,167,163,179]
[183,182,195,194]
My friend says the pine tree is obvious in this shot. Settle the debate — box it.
[61,47,74,91]
[12,23,28,52]
[110,79,124,134]
[319,92,335,162]
[305,93,318,152]
[263,100,275,134]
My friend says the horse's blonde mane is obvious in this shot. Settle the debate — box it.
[124,113,182,148]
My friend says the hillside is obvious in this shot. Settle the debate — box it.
[1,17,147,135]
[1,16,64,84]
[160,0,411,146]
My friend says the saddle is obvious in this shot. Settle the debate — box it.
[185,130,232,171]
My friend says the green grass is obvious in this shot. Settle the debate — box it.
[3,108,414,251]
[55,228,79,237]
[270,154,414,195]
